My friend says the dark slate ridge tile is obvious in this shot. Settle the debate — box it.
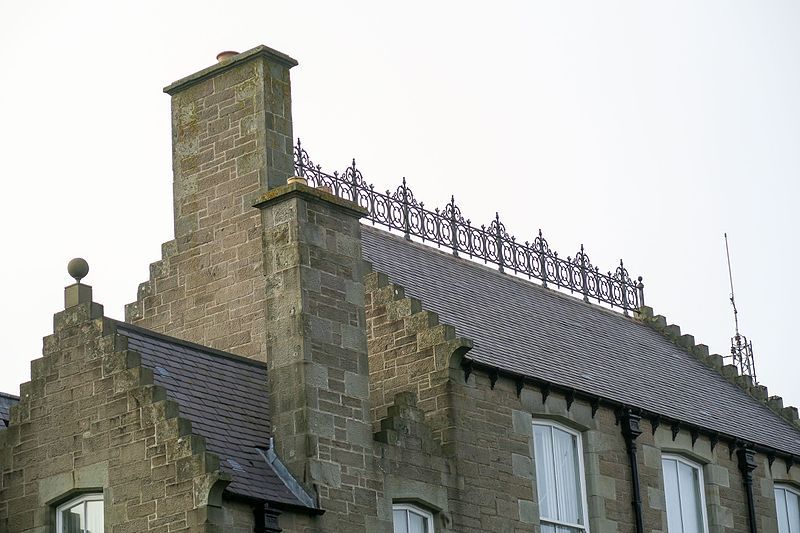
[114,321,308,507]
[0,392,19,428]
[362,225,800,456]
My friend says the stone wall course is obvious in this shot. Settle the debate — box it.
[126,48,297,365]
[0,293,230,532]
[363,266,790,532]
[256,185,392,533]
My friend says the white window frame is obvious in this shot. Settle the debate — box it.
[532,419,591,532]
[661,454,709,533]
[55,493,104,532]
[775,483,800,533]
[392,502,434,533]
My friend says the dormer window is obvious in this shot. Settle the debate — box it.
[56,493,104,533]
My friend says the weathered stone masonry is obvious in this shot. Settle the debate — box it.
[6,43,800,533]
[362,259,800,533]
[126,45,297,363]
[365,270,541,532]
[254,182,391,533]
[0,283,228,532]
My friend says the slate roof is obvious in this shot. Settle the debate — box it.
[115,322,315,510]
[0,392,18,429]
[361,225,800,457]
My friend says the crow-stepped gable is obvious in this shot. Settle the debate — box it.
[2,44,799,533]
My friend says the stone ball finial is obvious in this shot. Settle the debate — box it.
[68,258,89,283]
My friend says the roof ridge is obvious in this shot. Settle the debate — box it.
[635,305,800,431]
[0,392,20,400]
[113,320,267,369]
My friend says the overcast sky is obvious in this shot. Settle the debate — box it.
[2,1,798,412]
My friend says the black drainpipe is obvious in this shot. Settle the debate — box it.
[254,503,283,533]
[620,410,644,533]
[738,447,758,533]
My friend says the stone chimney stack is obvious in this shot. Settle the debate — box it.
[164,46,298,240]
[127,46,389,530]
[126,46,298,360]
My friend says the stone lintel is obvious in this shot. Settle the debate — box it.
[253,181,368,219]
[164,44,298,95]
[65,283,93,308]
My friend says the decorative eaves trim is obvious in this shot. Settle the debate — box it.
[459,356,800,472]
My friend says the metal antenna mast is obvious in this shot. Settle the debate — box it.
[724,233,757,383]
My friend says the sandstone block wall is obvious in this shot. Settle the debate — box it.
[0,292,228,532]
[364,270,470,439]
[256,183,390,533]
[363,264,793,533]
[219,500,256,532]
[365,272,537,532]
[374,392,455,531]
[12,42,793,533]
[125,46,296,363]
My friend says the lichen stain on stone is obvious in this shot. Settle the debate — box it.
[235,79,258,102]
[175,136,199,157]
[236,151,263,175]
[174,176,199,204]
[176,99,199,128]
[241,115,258,136]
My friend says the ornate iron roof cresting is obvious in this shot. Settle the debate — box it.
[294,139,645,314]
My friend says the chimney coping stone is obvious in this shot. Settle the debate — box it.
[164,44,298,96]
[252,181,368,219]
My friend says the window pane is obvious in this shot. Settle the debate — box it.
[393,509,408,533]
[541,523,581,533]
[540,523,558,533]
[61,502,84,533]
[677,461,702,533]
[408,510,428,533]
[534,425,558,520]
[86,500,104,533]
[788,490,800,533]
[776,489,790,533]
[662,458,684,533]
[553,427,581,524]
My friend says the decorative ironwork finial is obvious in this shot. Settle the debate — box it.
[724,233,757,383]
[294,139,307,178]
